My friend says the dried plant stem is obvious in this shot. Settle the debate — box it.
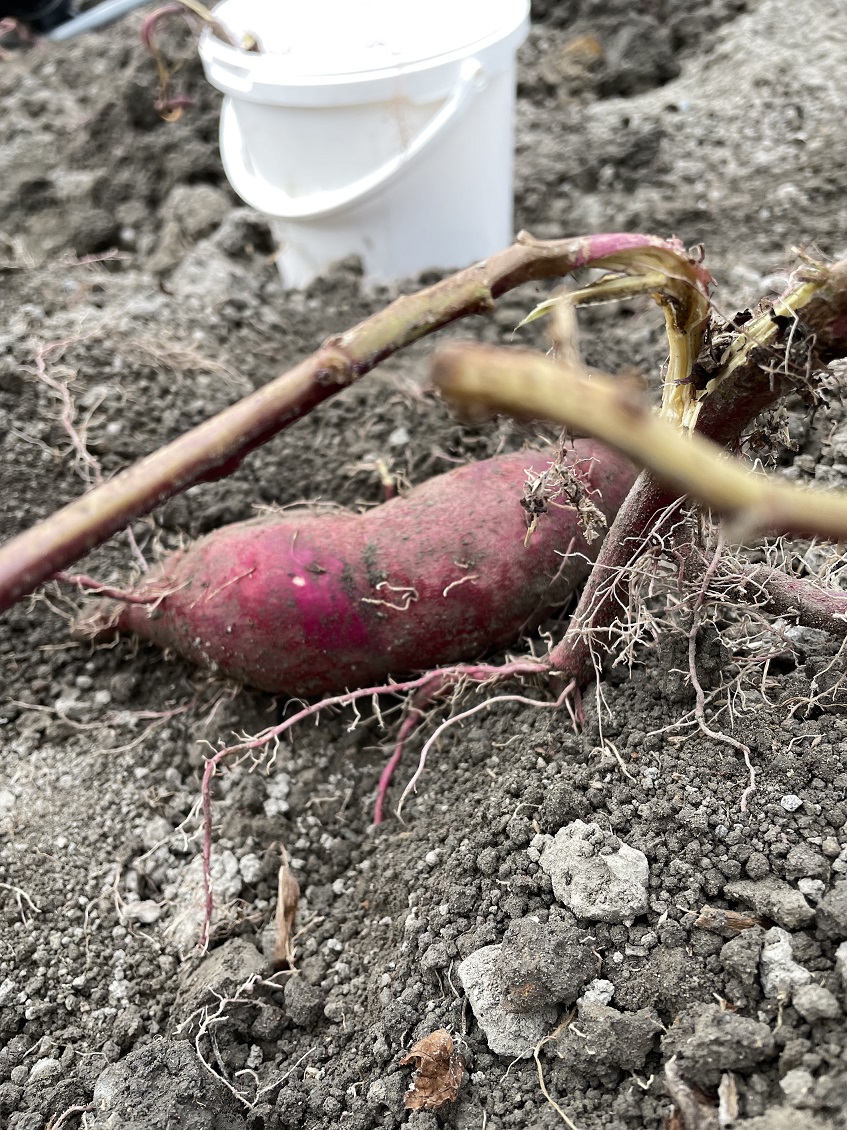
[434,256,847,684]
[0,232,704,615]
[433,342,847,541]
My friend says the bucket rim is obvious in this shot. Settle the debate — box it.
[199,0,529,89]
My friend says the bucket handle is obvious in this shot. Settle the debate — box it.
[220,58,486,220]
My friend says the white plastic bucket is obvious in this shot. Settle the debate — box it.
[199,0,530,288]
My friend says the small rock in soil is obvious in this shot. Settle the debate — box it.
[720,925,765,1005]
[721,925,765,981]
[28,1057,61,1085]
[113,1004,145,1050]
[815,880,847,939]
[165,849,243,953]
[760,927,812,998]
[537,820,649,924]
[579,978,615,1007]
[791,982,841,1023]
[90,1037,247,1129]
[723,877,815,930]
[123,898,162,924]
[496,916,596,1012]
[283,976,325,1029]
[835,940,847,990]
[661,1003,775,1088]
[784,843,829,882]
[779,1066,816,1108]
[798,878,826,902]
[170,936,266,1034]
[813,1070,847,1112]
[366,1073,407,1115]
[551,1000,660,1082]
[457,944,557,1059]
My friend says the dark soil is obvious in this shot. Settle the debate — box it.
[2,2,847,1128]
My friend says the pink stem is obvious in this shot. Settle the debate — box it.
[0,233,697,615]
[373,706,424,825]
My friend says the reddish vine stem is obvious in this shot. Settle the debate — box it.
[727,564,847,632]
[546,472,676,680]
[0,232,693,615]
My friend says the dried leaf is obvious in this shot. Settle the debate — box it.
[272,847,300,969]
[400,1029,464,1111]
[694,905,768,935]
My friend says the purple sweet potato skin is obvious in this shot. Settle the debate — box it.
[101,443,635,694]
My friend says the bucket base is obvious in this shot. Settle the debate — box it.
[269,189,513,290]
[268,68,517,289]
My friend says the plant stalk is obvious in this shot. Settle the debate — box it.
[0,232,704,614]
[435,256,847,683]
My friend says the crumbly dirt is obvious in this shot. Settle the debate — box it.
[2,2,847,1128]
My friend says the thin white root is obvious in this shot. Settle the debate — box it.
[396,682,576,819]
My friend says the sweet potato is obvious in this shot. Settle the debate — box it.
[82,443,636,695]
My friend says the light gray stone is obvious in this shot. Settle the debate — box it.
[835,940,847,990]
[579,979,615,1007]
[538,820,649,924]
[797,878,825,902]
[724,877,814,930]
[759,927,812,998]
[779,1066,815,1108]
[124,899,161,925]
[238,853,263,885]
[165,850,243,953]
[792,983,841,1023]
[28,1057,61,1085]
[458,944,557,1058]
[169,248,251,310]
[142,816,173,850]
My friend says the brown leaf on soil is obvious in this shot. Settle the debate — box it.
[694,905,769,935]
[272,847,300,970]
[400,1029,464,1111]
